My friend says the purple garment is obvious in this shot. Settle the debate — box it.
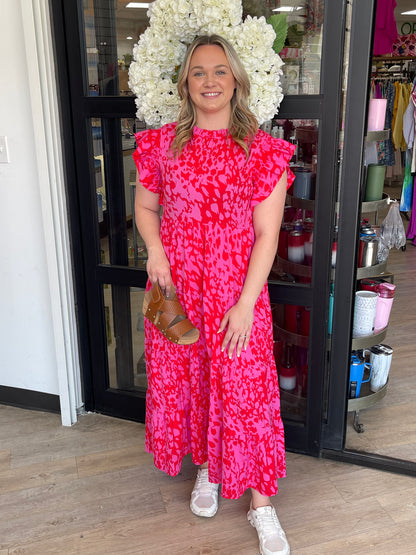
[373,0,398,56]
[406,175,416,245]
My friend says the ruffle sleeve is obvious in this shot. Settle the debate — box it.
[133,129,162,195]
[250,131,296,208]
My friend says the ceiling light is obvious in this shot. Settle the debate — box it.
[401,10,416,15]
[273,6,302,12]
[126,36,133,40]
[126,2,149,8]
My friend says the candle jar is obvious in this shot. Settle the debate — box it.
[288,231,305,264]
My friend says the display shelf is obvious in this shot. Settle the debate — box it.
[348,380,388,433]
[356,261,388,280]
[327,327,387,352]
[285,193,315,211]
[351,327,387,350]
[365,130,390,142]
[275,255,312,278]
[280,389,306,422]
[348,380,388,412]
[286,193,341,213]
[274,325,309,349]
[362,192,389,213]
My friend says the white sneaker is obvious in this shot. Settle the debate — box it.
[247,503,290,555]
[190,468,219,517]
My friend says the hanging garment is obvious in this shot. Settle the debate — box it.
[373,0,398,56]
[383,81,396,166]
[392,83,410,151]
[400,149,414,211]
[411,81,416,174]
[406,175,416,245]
[403,91,415,149]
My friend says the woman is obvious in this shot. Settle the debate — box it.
[134,34,295,555]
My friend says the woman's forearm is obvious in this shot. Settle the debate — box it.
[135,204,163,252]
[135,200,172,290]
[238,232,278,309]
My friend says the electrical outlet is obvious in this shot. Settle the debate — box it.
[0,136,10,163]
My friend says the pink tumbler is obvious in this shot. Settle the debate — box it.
[374,283,395,333]
[367,99,387,132]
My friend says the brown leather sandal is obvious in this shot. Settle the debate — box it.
[142,283,200,345]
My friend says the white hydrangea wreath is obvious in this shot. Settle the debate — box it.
[128,0,284,127]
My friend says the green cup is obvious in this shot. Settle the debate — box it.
[364,164,386,202]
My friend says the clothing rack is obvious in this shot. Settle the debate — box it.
[372,56,415,83]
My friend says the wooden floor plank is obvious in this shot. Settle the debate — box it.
[0,457,78,495]
[0,449,10,470]
[376,485,416,524]
[76,443,153,478]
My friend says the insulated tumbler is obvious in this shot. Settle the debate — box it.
[364,164,386,201]
[374,283,395,333]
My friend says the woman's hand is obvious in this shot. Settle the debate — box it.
[218,300,254,359]
[146,246,173,297]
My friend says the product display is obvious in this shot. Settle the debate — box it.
[293,168,314,199]
[374,282,396,333]
[365,163,386,201]
[352,290,379,337]
[349,351,372,398]
[367,98,387,131]
[369,344,393,392]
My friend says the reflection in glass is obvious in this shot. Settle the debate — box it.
[272,303,310,424]
[104,284,146,392]
[91,117,149,268]
[279,0,325,95]
[269,119,318,284]
[83,0,150,96]
[82,1,324,98]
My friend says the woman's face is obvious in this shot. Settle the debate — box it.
[187,44,236,126]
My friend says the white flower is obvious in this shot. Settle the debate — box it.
[129,0,283,127]
[193,0,242,33]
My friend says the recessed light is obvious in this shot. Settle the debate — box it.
[126,2,149,8]
[401,10,416,15]
[126,36,133,40]
[273,6,302,12]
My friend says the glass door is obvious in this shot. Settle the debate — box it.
[51,0,348,454]
[269,0,348,454]
[322,0,416,477]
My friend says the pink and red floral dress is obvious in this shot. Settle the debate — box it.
[133,123,295,499]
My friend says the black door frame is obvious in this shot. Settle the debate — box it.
[50,0,360,457]
[320,0,416,478]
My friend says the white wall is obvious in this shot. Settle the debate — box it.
[0,1,81,424]
[0,2,59,394]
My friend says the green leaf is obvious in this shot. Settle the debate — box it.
[267,13,288,55]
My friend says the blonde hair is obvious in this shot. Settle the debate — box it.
[172,35,258,159]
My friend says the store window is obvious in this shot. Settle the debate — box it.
[272,302,311,424]
[83,0,150,96]
[82,1,325,97]
[92,116,147,268]
[279,0,325,95]
[268,119,319,286]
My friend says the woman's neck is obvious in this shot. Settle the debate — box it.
[195,112,230,131]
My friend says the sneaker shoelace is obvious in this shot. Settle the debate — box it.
[196,469,216,495]
[255,507,284,539]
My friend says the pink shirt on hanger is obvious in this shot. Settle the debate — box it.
[373,0,398,56]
